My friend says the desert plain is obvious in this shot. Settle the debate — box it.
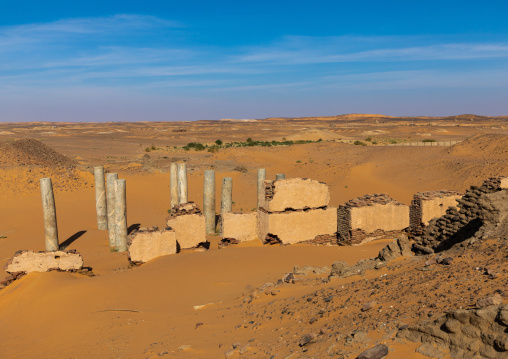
[1,113,508,358]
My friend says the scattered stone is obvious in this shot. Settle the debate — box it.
[476,293,503,308]
[356,344,389,359]
[298,333,316,347]
[362,301,377,312]
[439,257,453,265]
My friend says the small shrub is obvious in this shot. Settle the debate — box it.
[390,140,397,144]
[215,139,223,146]
[309,159,314,163]
[372,141,378,145]
[365,136,372,142]
[208,145,219,153]
[317,138,323,142]
[151,144,156,150]
[422,139,436,142]
[246,137,253,143]
[145,147,151,152]
[296,160,301,163]
[354,140,367,146]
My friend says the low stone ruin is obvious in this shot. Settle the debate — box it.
[398,303,508,358]
[257,178,337,244]
[166,202,206,249]
[4,250,84,274]
[413,176,508,253]
[220,212,258,242]
[337,194,409,244]
[410,190,462,235]
[1,249,88,286]
[128,227,177,263]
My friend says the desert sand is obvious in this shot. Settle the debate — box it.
[1,114,508,358]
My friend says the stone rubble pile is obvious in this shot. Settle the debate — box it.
[410,190,462,235]
[413,176,508,253]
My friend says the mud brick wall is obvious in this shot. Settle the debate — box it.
[337,194,409,245]
[410,190,462,235]
[414,176,508,252]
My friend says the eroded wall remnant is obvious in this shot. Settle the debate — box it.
[257,178,337,244]
[410,190,462,235]
[220,212,258,242]
[166,202,206,249]
[337,194,409,245]
[128,227,177,263]
[259,178,329,212]
[4,249,84,276]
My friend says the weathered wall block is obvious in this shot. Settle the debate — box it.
[128,228,177,263]
[338,194,409,244]
[221,212,258,242]
[260,178,330,212]
[350,203,409,233]
[167,213,206,249]
[257,207,337,245]
[5,250,83,274]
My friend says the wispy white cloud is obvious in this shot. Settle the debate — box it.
[235,35,508,64]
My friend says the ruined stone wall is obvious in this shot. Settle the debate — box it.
[337,194,409,244]
[128,227,177,263]
[413,176,508,252]
[220,212,258,242]
[410,190,462,235]
[260,178,329,212]
[166,202,206,249]
[257,207,337,245]
[257,178,337,244]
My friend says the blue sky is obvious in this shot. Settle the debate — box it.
[1,1,507,122]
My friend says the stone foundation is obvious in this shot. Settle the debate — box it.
[220,212,258,242]
[128,227,177,263]
[257,207,337,245]
[4,250,84,274]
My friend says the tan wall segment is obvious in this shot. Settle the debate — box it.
[350,203,409,233]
